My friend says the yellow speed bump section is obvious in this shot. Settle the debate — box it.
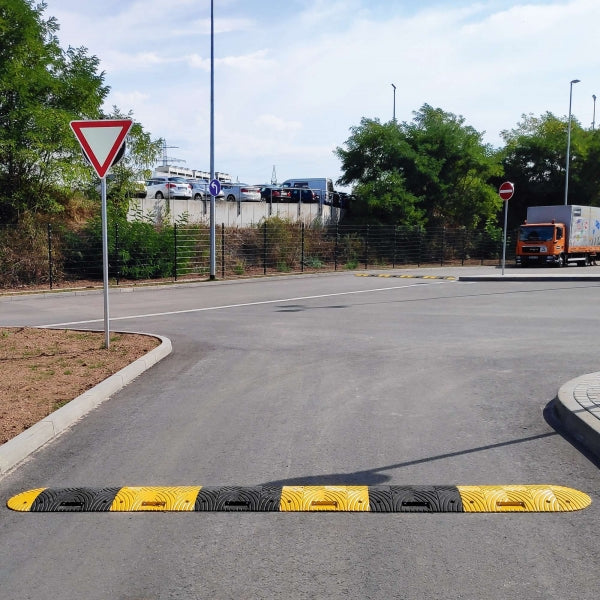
[6,488,46,512]
[280,486,370,511]
[457,485,591,513]
[110,486,201,511]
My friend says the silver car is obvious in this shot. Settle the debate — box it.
[146,177,192,200]
[221,183,261,202]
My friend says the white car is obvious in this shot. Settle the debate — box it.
[146,177,192,200]
[222,183,261,202]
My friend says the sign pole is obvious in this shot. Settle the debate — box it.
[100,176,110,348]
[209,0,216,280]
[498,181,515,276]
[502,197,508,276]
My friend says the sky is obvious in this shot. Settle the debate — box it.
[44,0,600,190]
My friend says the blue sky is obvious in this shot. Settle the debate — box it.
[45,0,599,189]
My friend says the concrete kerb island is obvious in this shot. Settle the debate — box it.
[555,373,600,461]
[0,333,172,476]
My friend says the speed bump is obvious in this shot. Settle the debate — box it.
[355,273,456,280]
[7,485,590,513]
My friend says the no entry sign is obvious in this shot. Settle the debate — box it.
[499,181,515,201]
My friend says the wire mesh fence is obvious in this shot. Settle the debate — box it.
[0,220,512,291]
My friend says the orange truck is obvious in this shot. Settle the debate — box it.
[516,205,600,267]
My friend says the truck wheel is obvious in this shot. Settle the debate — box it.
[556,254,565,268]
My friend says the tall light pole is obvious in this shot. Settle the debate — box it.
[209,0,216,279]
[593,94,597,130]
[391,83,396,122]
[564,78,580,205]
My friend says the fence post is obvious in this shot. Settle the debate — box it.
[418,227,423,267]
[221,223,225,279]
[365,225,369,269]
[461,228,467,266]
[47,223,53,290]
[173,223,178,281]
[301,222,305,273]
[441,227,446,266]
[393,225,397,268]
[263,221,267,275]
[334,222,339,271]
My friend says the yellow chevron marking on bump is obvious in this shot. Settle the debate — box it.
[279,485,370,511]
[110,486,201,511]
[6,488,46,512]
[457,485,592,512]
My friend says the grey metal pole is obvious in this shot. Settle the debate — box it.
[101,177,110,348]
[209,0,216,280]
[502,197,508,276]
[391,83,396,122]
[593,94,596,130]
[564,79,580,205]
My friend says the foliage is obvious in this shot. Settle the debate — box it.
[0,1,162,226]
[501,112,600,228]
[0,0,108,223]
[336,104,503,228]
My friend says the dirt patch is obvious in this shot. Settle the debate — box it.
[0,327,160,444]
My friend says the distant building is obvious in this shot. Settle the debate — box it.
[153,165,232,183]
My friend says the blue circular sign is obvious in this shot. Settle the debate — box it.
[209,179,221,196]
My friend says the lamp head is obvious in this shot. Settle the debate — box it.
[571,79,581,84]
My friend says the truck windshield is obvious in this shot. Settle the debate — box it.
[519,226,554,242]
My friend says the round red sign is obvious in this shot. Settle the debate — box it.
[499,181,514,200]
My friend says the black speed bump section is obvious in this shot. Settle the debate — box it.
[7,485,591,513]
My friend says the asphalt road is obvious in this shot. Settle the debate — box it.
[1,268,600,599]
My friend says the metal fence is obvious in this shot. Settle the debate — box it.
[0,221,512,291]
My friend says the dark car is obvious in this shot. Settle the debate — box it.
[259,186,292,202]
[288,187,318,203]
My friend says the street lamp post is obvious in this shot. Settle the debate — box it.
[564,78,580,205]
[593,94,597,130]
[391,83,396,122]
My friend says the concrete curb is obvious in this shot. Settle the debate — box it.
[555,372,600,461]
[0,334,172,476]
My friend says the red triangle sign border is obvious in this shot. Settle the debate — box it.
[70,119,133,179]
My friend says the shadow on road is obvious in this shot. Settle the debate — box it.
[260,430,557,487]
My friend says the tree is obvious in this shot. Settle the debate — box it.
[336,104,503,228]
[500,112,600,228]
[0,0,109,223]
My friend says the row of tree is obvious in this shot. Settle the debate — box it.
[0,0,162,225]
[2,2,599,233]
[336,107,600,230]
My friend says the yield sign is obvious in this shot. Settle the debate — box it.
[498,181,515,201]
[70,119,133,178]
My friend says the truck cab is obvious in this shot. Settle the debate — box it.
[516,221,566,267]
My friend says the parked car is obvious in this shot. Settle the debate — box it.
[185,179,225,200]
[222,183,261,202]
[259,186,292,202]
[288,187,318,203]
[146,177,192,200]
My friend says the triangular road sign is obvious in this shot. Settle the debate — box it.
[70,119,133,178]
